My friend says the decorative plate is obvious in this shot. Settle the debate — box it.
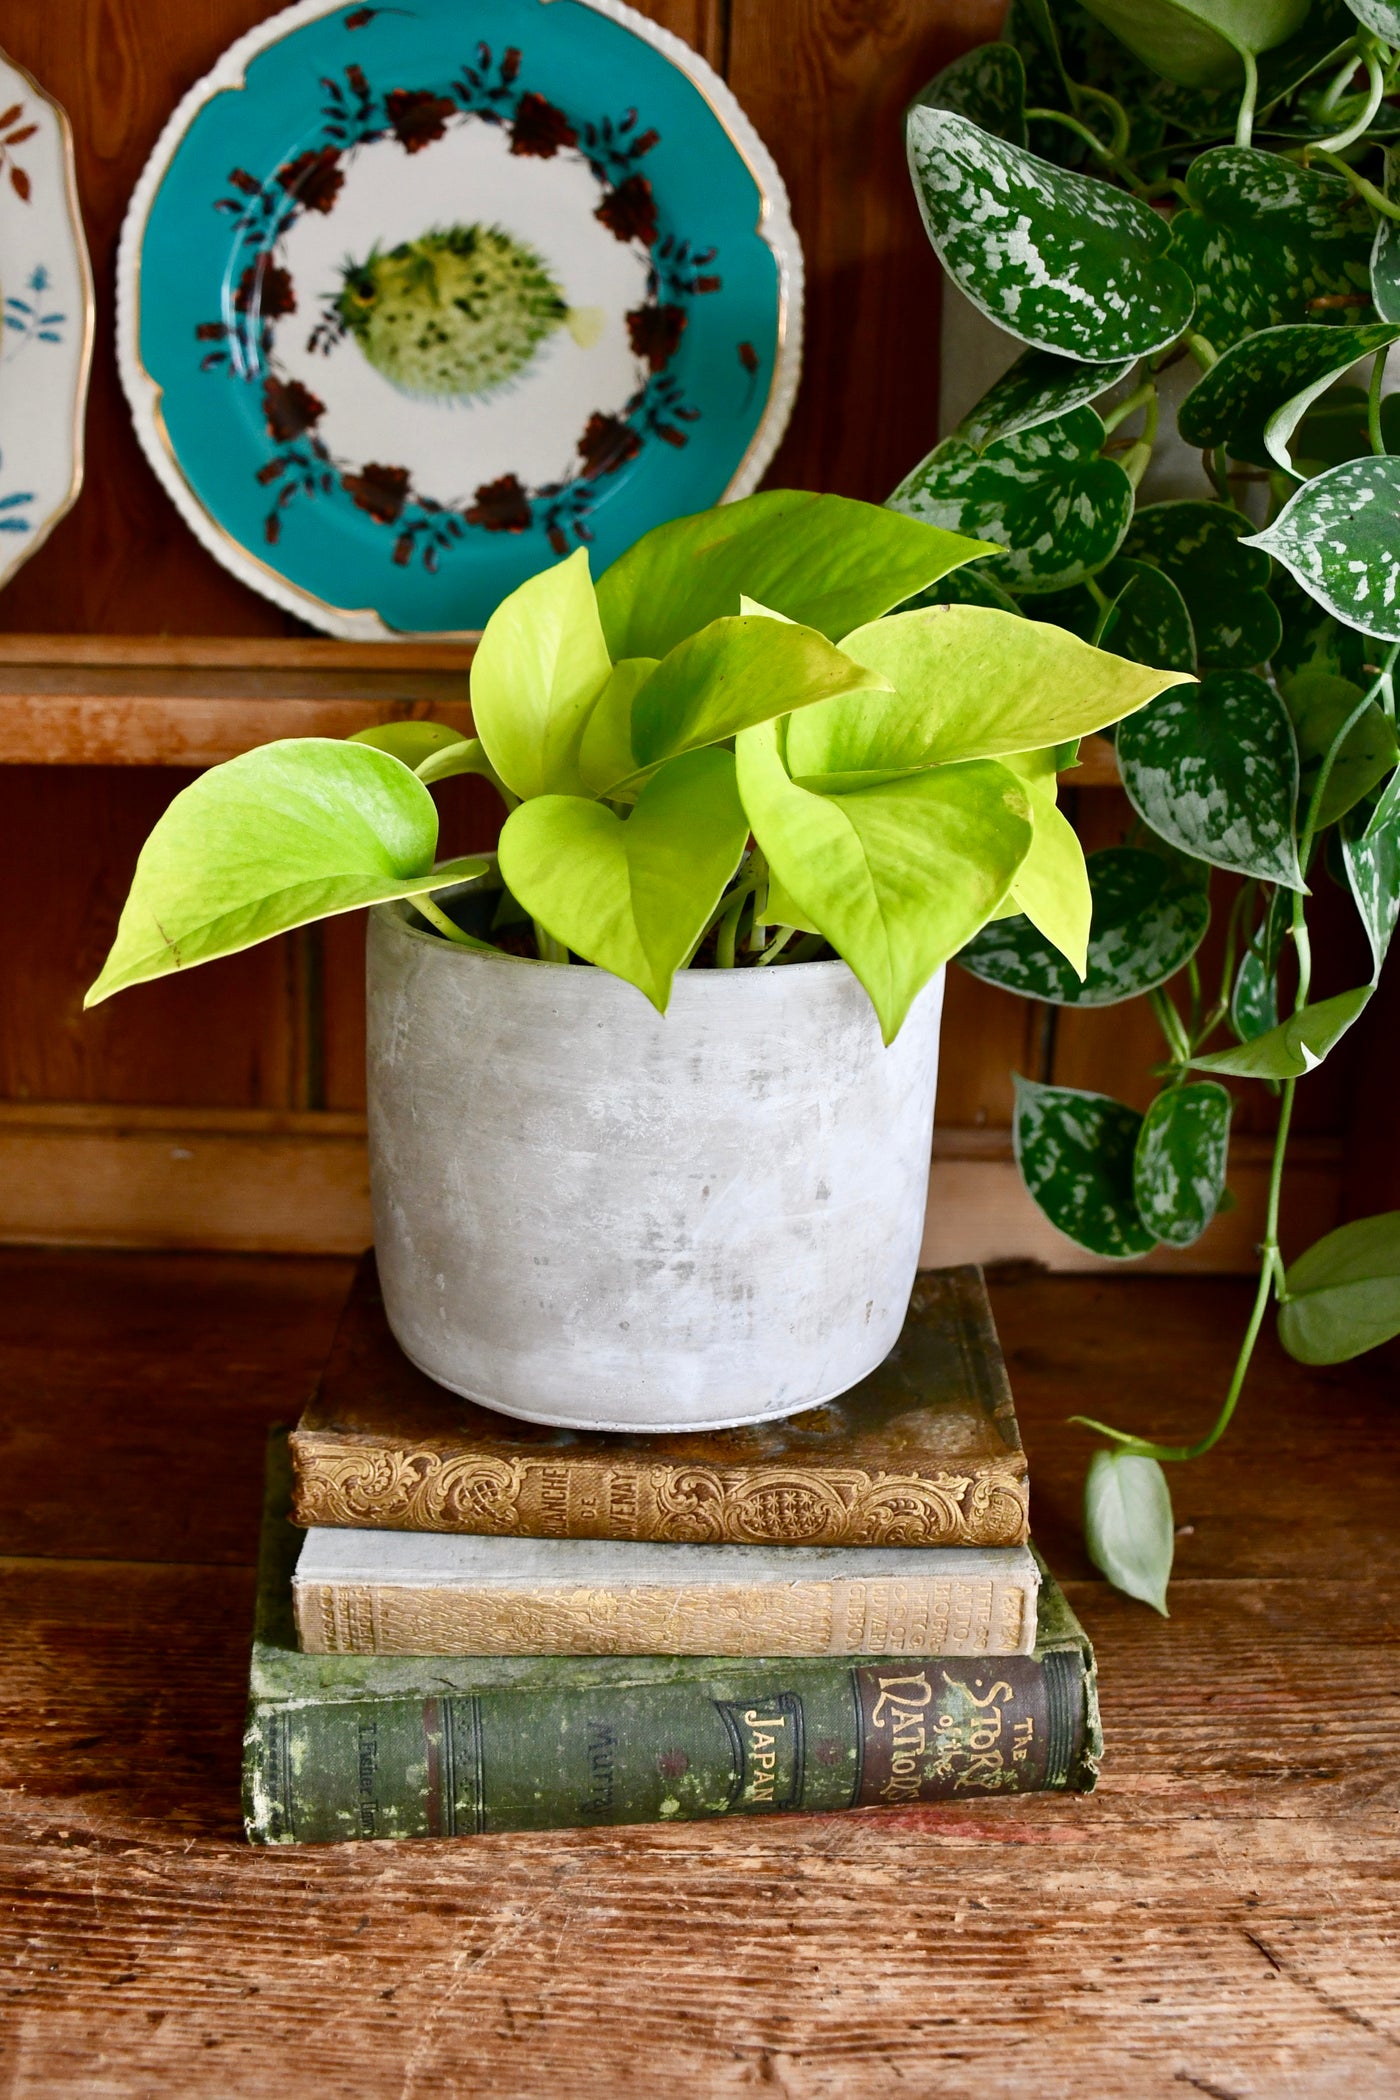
[0,50,93,590]
[117,0,801,639]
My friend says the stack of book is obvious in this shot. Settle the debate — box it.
[244,1261,1100,1842]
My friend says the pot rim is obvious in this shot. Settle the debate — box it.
[373,889,860,985]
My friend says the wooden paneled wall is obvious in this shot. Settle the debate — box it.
[0,0,1390,1262]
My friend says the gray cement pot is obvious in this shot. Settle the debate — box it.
[366,900,944,1432]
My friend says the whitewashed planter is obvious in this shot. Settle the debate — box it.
[366,900,945,1432]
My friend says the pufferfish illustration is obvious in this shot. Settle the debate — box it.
[332,224,604,402]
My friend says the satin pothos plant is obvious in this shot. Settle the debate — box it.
[87,493,1174,1050]
[900,0,1400,1609]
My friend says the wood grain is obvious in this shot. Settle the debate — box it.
[0,1252,1397,2095]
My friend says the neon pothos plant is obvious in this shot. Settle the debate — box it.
[88,494,1174,1050]
[901,0,1400,1609]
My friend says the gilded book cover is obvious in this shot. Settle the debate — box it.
[249,1436,1098,1843]
[290,1256,1029,1549]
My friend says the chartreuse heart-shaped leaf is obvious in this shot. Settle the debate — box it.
[1169,149,1374,352]
[735,719,1033,1043]
[1118,672,1303,887]
[786,605,1179,789]
[85,740,489,1005]
[889,410,1135,594]
[905,108,1195,360]
[1343,764,1400,979]
[1121,503,1280,669]
[912,41,1028,145]
[348,721,468,769]
[1133,1081,1232,1248]
[1031,558,1198,675]
[961,846,1210,1004]
[496,748,748,1011]
[1285,671,1400,830]
[1085,1451,1173,1616]
[595,491,991,662]
[576,658,658,797]
[413,736,511,797]
[1247,459,1400,643]
[1190,983,1372,1076]
[1013,1076,1157,1258]
[622,617,889,781]
[1177,323,1400,471]
[994,747,1091,974]
[952,348,1136,452]
[469,546,611,801]
[1279,1210,1400,1365]
[1077,0,1310,88]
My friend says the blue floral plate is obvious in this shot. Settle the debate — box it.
[118,0,801,637]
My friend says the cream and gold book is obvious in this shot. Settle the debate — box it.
[292,1531,1039,1659]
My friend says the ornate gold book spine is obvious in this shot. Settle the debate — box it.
[294,1570,1036,1659]
[291,1440,1030,1549]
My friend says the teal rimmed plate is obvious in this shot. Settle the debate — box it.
[117,0,801,637]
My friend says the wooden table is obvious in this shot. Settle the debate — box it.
[2,1251,1396,2097]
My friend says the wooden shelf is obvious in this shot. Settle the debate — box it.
[0,635,1125,779]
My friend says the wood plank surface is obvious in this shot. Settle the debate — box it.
[1,1252,1396,2097]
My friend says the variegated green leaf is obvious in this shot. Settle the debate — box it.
[953,348,1135,452]
[1176,323,1400,471]
[1013,1076,1157,1259]
[1190,984,1372,1076]
[1344,0,1400,40]
[901,566,1022,615]
[960,846,1210,1005]
[912,42,1027,145]
[1085,1452,1173,1616]
[1271,569,1370,695]
[1246,459,1400,643]
[1286,671,1400,830]
[1030,557,1198,675]
[1077,0,1311,89]
[1231,945,1279,1040]
[1343,763,1400,979]
[905,108,1195,361]
[1117,671,1303,888]
[1169,148,1375,351]
[1133,1081,1231,1249]
[1121,502,1281,669]
[1371,151,1400,322]
[888,409,1135,596]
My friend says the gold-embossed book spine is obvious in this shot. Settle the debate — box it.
[291,1442,1030,1549]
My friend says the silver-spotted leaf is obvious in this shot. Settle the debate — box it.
[1176,322,1400,470]
[888,409,1135,596]
[1190,984,1372,1077]
[1371,150,1400,322]
[1169,148,1375,351]
[1271,569,1370,695]
[912,42,1027,145]
[1133,1081,1231,1248]
[960,846,1210,1005]
[1246,459,1400,644]
[1013,1075,1157,1259]
[1121,503,1281,669]
[1118,671,1302,888]
[1030,557,1197,675]
[1344,0,1400,39]
[1279,1210,1400,1365]
[1343,763,1400,979]
[1285,672,1400,832]
[901,566,1023,616]
[905,107,1195,361]
[1085,1451,1173,1615]
[1231,944,1279,1040]
[953,348,1135,452]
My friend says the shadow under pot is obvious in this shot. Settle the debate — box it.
[365,895,945,1433]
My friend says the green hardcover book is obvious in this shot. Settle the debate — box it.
[245,1434,1100,1844]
